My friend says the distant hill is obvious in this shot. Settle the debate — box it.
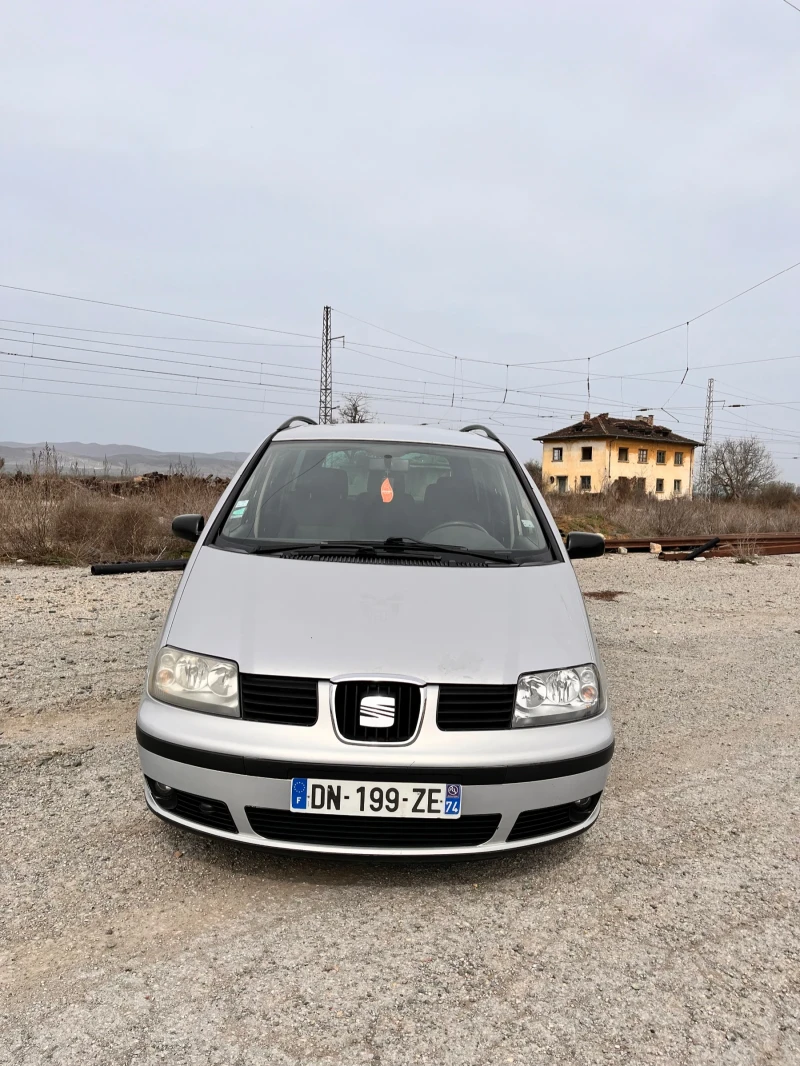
[0,441,249,477]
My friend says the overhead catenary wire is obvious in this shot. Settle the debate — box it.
[0,350,622,424]
[6,326,797,445]
[8,329,797,444]
[4,269,799,463]
[0,339,633,415]
[0,282,318,338]
[512,257,800,370]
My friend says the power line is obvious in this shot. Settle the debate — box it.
[0,282,318,338]
[513,257,800,369]
[688,260,800,323]
[0,319,318,346]
[11,356,796,440]
[781,0,800,13]
[1,334,627,417]
[7,318,800,408]
[0,351,603,424]
[0,329,319,371]
[332,307,461,360]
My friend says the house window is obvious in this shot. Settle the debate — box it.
[581,446,593,461]
[674,452,684,466]
[674,479,682,494]
[638,448,648,463]
[580,475,592,492]
[618,447,629,462]
[552,447,563,462]
[655,478,664,493]
[556,476,567,493]
[656,450,666,465]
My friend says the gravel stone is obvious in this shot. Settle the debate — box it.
[1,555,798,1065]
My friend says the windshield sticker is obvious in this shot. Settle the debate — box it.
[230,500,248,518]
[381,477,394,503]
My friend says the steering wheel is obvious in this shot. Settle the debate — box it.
[423,520,490,538]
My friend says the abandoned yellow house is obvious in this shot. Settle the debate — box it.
[537,412,702,499]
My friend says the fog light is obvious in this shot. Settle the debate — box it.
[568,796,596,823]
[152,780,178,810]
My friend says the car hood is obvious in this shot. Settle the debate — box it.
[166,546,595,685]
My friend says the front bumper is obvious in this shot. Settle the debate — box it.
[136,690,613,858]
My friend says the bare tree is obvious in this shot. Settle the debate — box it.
[524,459,542,488]
[707,437,778,499]
[336,393,375,423]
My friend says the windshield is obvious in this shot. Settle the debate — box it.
[215,441,553,561]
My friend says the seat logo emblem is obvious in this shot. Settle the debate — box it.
[359,694,396,728]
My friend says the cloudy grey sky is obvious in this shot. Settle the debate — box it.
[1,0,799,473]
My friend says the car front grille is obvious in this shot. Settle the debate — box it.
[245,807,501,848]
[506,794,601,842]
[240,674,319,725]
[333,680,422,743]
[436,684,516,730]
[145,777,238,833]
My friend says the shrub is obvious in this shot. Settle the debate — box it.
[0,473,226,564]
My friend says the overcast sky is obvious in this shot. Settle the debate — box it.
[1,0,799,473]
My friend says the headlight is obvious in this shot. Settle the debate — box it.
[513,664,602,727]
[149,646,240,716]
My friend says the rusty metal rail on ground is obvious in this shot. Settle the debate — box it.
[603,532,800,559]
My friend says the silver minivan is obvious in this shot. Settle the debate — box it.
[137,419,612,858]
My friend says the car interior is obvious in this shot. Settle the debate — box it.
[220,444,548,553]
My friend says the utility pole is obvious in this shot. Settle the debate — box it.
[318,306,344,424]
[698,377,714,496]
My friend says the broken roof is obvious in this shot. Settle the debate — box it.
[536,412,702,446]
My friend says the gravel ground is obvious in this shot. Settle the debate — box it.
[1,555,798,1065]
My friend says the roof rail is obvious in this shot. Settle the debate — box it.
[274,415,317,433]
[460,423,502,443]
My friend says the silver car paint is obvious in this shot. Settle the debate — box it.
[137,424,612,857]
[165,548,594,683]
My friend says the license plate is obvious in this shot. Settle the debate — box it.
[290,778,461,818]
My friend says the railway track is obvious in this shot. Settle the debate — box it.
[603,532,800,557]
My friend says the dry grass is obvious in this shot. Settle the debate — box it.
[0,474,224,565]
[547,492,800,538]
[731,535,762,565]
[2,468,799,565]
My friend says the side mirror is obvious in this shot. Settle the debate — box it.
[172,514,205,543]
[565,532,605,559]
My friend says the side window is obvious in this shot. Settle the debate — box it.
[618,447,629,462]
[674,452,684,466]
[581,446,593,461]
[638,448,648,463]
[552,447,563,462]
[655,478,664,493]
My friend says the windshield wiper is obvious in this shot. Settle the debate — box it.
[382,537,518,565]
[245,538,517,565]
[247,540,440,560]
